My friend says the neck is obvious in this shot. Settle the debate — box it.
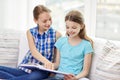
[69,36,81,41]
[68,36,82,46]
[38,27,47,35]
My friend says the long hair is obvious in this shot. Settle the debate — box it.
[65,10,93,46]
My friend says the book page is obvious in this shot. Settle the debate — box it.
[20,64,69,75]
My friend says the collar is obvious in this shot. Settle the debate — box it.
[36,26,51,36]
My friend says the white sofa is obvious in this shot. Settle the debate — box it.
[18,33,120,80]
[0,31,120,80]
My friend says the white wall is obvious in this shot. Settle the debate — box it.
[27,0,46,29]
[0,0,48,31]
[0,0,95,36]
[0,0,28,31]
[84,0,96,37]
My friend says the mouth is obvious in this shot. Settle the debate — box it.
[69,32,75,35]
[68,34,74,37]
[45,26,50,28]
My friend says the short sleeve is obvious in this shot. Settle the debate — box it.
[55,37,66,51]
[84,41,93,55]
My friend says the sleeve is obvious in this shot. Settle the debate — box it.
[84,41,94,55]
[54,37,65,51]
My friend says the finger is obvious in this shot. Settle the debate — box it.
[71,77,76,80]
[65,75,71,79]
[69,74,74,77]
[44,64,47,68]
[47,64,51,69]
[49,64,52,69]
[47,63,53,69]
[64,75,68,80]
[68,75,73,78]
[51,64,54,70]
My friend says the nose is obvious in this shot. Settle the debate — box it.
[67,30,73,34]
[46,20,51,26]
[68,28,73,32]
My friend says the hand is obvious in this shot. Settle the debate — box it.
[43,60,54,70]
[64,74,78,80]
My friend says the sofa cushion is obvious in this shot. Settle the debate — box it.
[92,41,120,80]
[0,30,20,68]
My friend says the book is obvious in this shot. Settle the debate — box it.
[20,64,69,75]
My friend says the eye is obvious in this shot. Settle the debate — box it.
[42,18,51,23]
[43,20,47,23]
[66,25,69,29]
[49,18,51,21]
[72,27,77,29]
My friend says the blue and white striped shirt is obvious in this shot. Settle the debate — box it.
[18,26,56,73]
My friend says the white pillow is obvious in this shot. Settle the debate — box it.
[94,41,120,80]
[0,30,20,68]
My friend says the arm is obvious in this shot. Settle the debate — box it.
[53,49,60,69]
[75,53,92,79]
[64,53,92,80]
[27,30,53,69]
[53,31,61,69]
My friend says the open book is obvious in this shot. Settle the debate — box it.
[20,64,69,75]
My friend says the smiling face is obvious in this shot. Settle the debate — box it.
[34,12,52,32]
[66,20,82,38]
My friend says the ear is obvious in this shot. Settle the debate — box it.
[80,24,85,29]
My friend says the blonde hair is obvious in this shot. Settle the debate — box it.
[33,5,51,20]
[65,10,93,46]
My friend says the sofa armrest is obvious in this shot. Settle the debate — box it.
[18,32,29,66]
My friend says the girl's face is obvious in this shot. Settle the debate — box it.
[66,20,82,38]
[34,12,52,31]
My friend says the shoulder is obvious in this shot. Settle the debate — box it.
[58,36,67,40]
[83,40,93,49]
[29,26,38,34]
[55,36,67,49]
[26,26,38,37]
[82,39,93,53]
[29,26,38,31]
[48,28,61,40]
[82,39,92,45]
[56,36,67,43]
[56,31,62,40]
[82,39,93,49]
